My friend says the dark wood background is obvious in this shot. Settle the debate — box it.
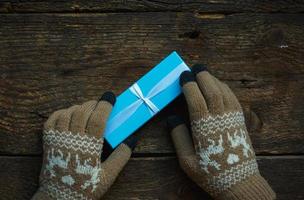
[0,1,304,199]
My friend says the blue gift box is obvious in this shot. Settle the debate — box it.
[104,51,190,148]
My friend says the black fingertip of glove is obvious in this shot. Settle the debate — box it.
[191,64,208,76]
[179,71,195,87]
[167,115,184,132]
[123,135,138,151]
[99,91,116,106]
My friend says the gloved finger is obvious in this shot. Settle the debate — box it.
[69,100,97,134]
[180,155,205,187]
[101,135,137,171]
[100,136,137,189]
[180,71,208,120]
[31,191,52,200]
[210,76,235,112]
[192,64,224,115]
[86,91,116,138]
[220,82,243,111]
[167,115,196,157]
[44,109,65,131]
[55,105,80,132]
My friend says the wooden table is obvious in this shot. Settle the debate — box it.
[0,1,304,199]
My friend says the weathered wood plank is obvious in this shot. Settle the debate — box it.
[0,156,303,200]
[0,0,304,13]
[0,13,304,155]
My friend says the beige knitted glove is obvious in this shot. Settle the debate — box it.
[167,65,276,200]
[32,92,137,200]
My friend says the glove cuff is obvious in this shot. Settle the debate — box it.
[216,173,276,200]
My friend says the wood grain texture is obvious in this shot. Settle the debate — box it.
[1,13,304,155]
[0,156,303,200]
[0,0,304,13]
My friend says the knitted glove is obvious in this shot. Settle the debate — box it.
[167,65,276,200]
[32,92,137,200]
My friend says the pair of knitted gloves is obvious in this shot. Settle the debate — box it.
[32,65,276,200]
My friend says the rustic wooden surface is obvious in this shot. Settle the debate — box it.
[0,2,304,200]
[1,0,304,13]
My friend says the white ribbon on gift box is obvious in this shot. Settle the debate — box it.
[105,62,189,135]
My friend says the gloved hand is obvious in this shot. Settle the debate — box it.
[167,65,276,200]
[32,92,137,200]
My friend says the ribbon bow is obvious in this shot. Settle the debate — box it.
[105,62,189,135]
[130,83,159,114]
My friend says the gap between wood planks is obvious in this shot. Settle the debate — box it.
[0,11,229,18]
